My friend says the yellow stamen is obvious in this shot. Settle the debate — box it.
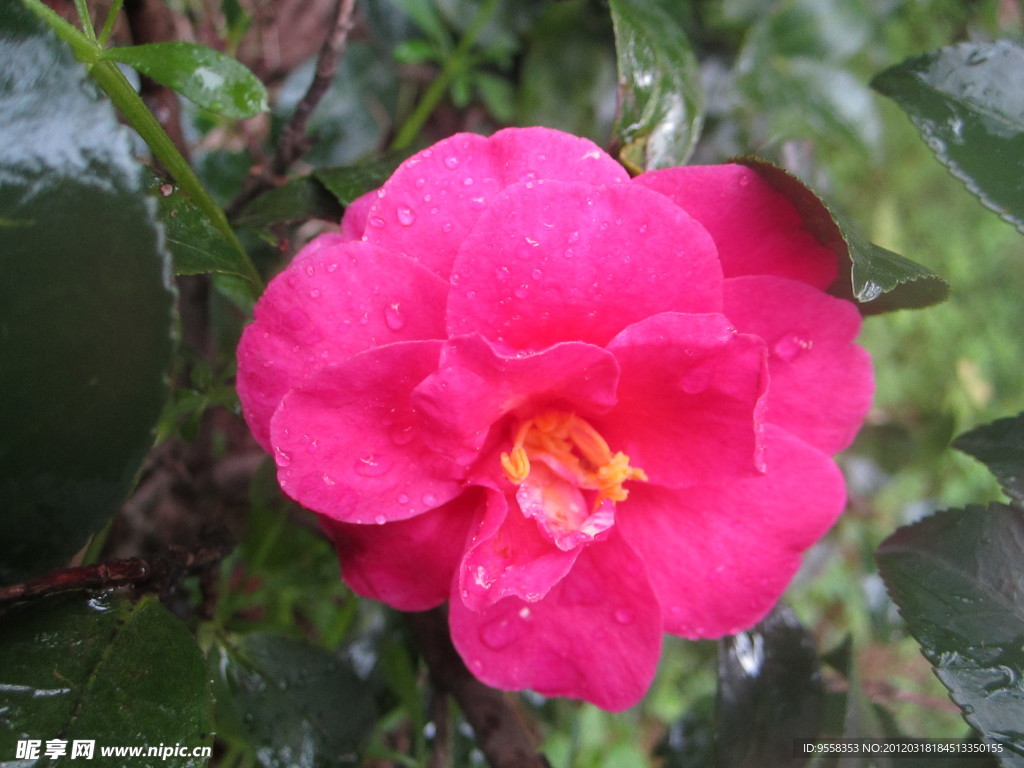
[499,411,647,508]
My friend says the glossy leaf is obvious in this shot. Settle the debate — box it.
[609,0,704,172]
[150,175,254,277]
[235,176,344,230]
[101,41,268,118]
[314,150,417,206]
[211,632,379,768]
[0,5,176,584]
[877,505,1024,760]
[0,593,212,765]
[952,413,1024,506]
[872,41,1024,234]
[716,604,824,767]
[738,158,949,314]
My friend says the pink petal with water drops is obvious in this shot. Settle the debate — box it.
[724,276,873,454]
[447,181,722,350]
[457,485,584,612]
[450,527,662,711]
[237,238,448,450]
[339,189,375,240]
[361,127,628,279]
[602,312,769,488]
[320,491,479,611]
[269,340,464,524]
[410,334,619,463]
[635,164,839,289]
[617,425,845,639]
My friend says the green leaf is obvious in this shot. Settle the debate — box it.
[101,41,268,118]
[235,176,344,230]
[313,151,417,206]
[211,632,379,768]
[609,0,704,172]
[716,604,824,766]
[737,158,950,314]
[952,413,1024,506]
[0,4,176,584]
[872,41,1024,235]
[0,593,212,765]
[150,175,254,277]
[876,505,1024,760]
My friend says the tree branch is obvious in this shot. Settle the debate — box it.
[0,548,225,604]
[227,0,358,219]
[407,608,552,768]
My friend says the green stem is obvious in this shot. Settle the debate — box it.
[390,0,501,150]
[73,0,98,41]
[98,0,124,47]
[20,0,263,296]
[90,59,262,293]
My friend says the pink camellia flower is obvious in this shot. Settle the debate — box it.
[237,127,872,711]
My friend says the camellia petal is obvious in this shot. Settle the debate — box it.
[447,180,723,350]
[237,238,447,450]
[269,340,463,524]
[320,491,479,611]
[617,425,846,638]
[603,312,769,487]
[724,276,874,454]
[362,128,628,278]
[458,484,583,611]
[634,164,839,289]
[339,189,375,241]
[449,528,662,711]
[411,334,620,463]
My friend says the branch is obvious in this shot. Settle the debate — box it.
[227,0,358,218]
[407,608,552,768]
[0,548,225,604]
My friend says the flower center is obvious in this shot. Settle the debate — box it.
[500,410,648,509]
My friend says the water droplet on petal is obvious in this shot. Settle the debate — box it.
[531,268,543,280]
[384,302,406,331]
[309,288,321,299]
[322,473,335,486]
[389,421,416,445]
[738,174,751,187]
[442,222,453,233]
[374,514,387,525]
[275,447,291,467]
[326,262,338,272]
[422,493,438,507]
[523,236,540,248]
[480,615,531,650]
[368,215,385,228]
[681,367,711,394]
[513,284,529,299]
[463,177,474,186]
[614,608,635,625]
[307,439,319,454]
[773,333,813,362]
[444,155,460,169]
[397,493,409,504]
[355,454,392,477]
[397,206,416,226]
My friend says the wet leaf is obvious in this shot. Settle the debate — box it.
[952,413,1024,506]
[877,505,1024,760]
[211,632,379,768]
[716,604,824,767]
[0,4,175,584]
[0,593,212,766]
[872,41,1024,234]
[738,158,949,314]
[234,176,344,230]
[149,175,253,277]
[102,41,268,118]
[609,0,704,171]
[314,150,417,205]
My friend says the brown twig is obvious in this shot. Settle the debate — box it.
[226,0,358,219]
[407,608,552,768]
[0,548,226,604]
